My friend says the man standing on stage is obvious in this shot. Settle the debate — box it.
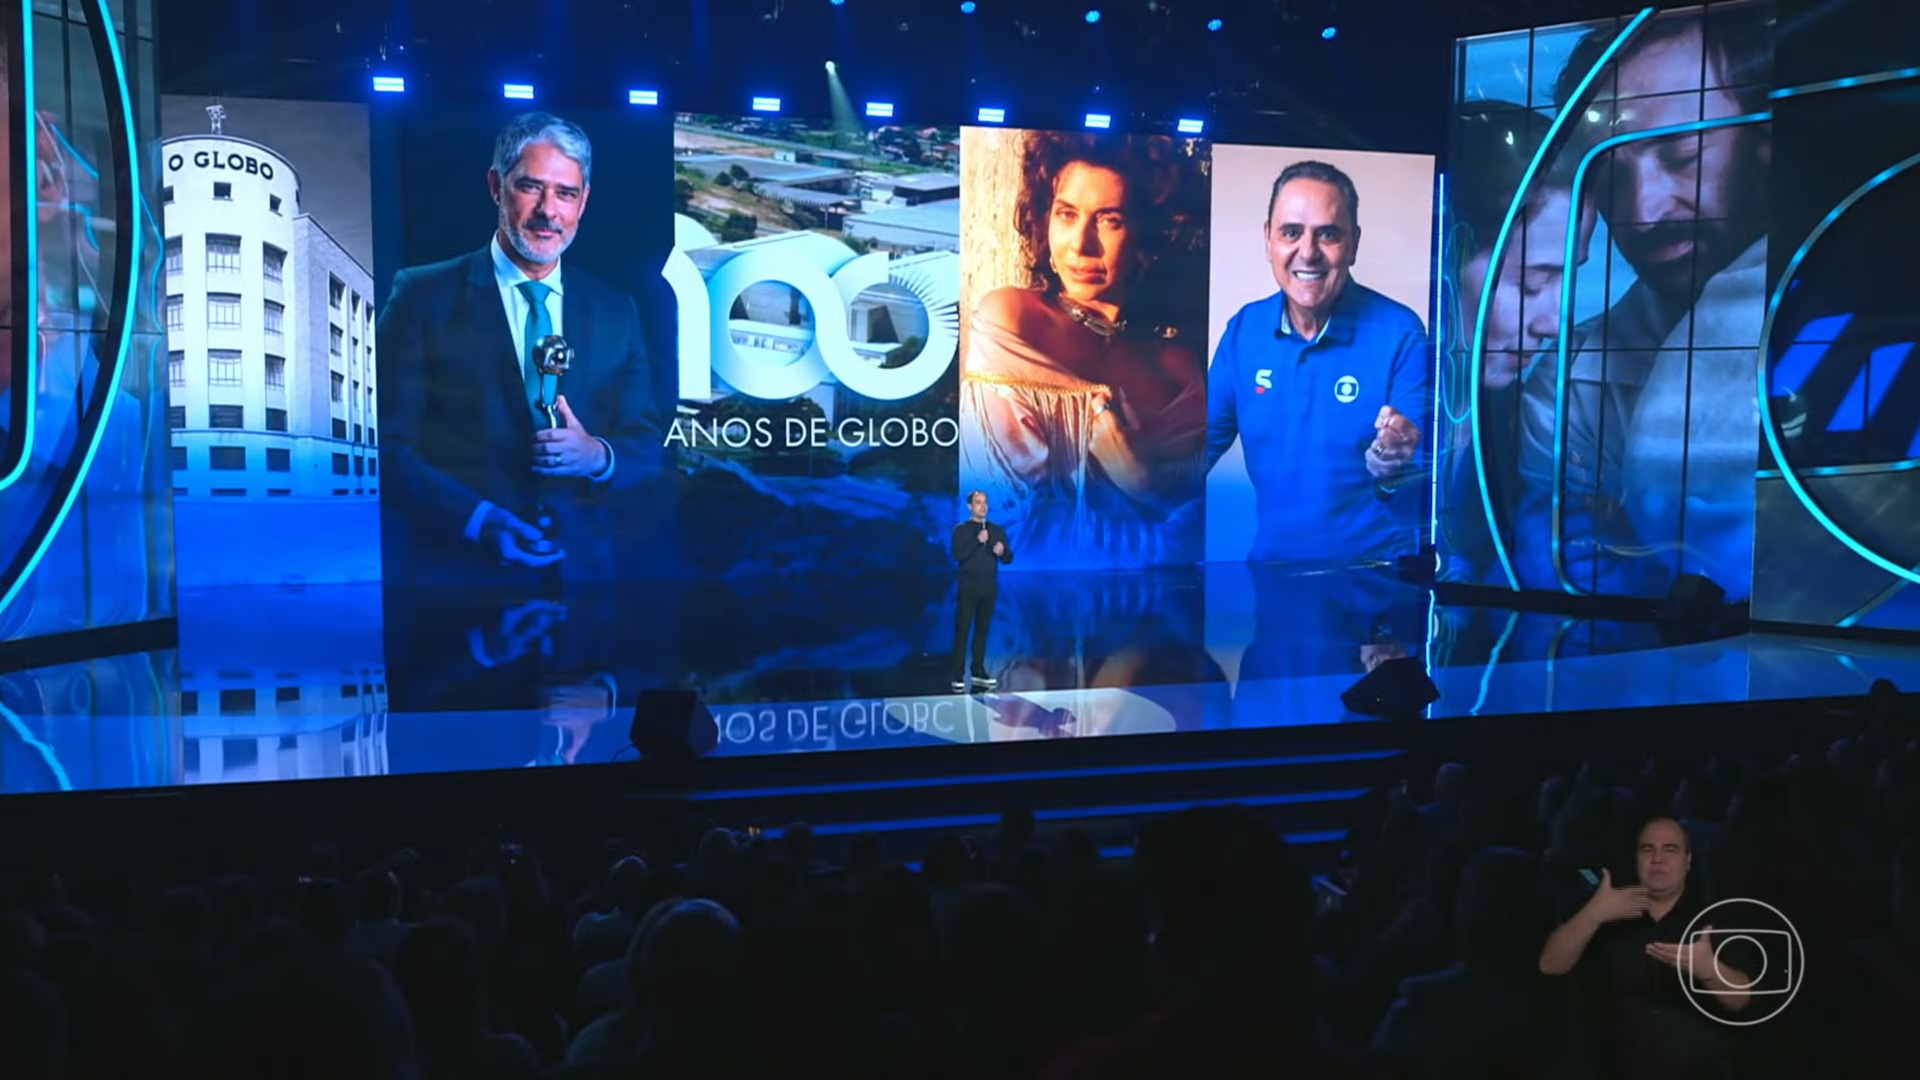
[1206,160,1432,565]
[951,489,1013,692]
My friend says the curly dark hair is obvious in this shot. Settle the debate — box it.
[1013,131,1209,336]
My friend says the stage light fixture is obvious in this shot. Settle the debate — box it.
[1085,112,1112,130]
[628,89,660,106]
[752,95,782,112]
[977,106,1006,123]
[1177,117,1204,134]
[1207,18,1223,31]
[503,83,535,100]
[1321,26,1338,40]
[1086,9,1101,24]
[960,1,977,12]
[866,101,896,118]
[825,59,837,73]
[830,0,846,6]
[371,76,406,94]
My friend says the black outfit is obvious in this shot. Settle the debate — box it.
[951,519,1013,679]
[1579,888,1751,1079]
[377,246,672,589]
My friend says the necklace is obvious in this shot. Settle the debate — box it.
[1058,295,1126,339]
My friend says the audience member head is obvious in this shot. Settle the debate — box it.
[638,899,743,1038]
[1454,847,1550,975]
[196,952,417,1080]
[0,967,69,1080]
[922,834,974,890]
[442,877,507,949]
[297,877,352,947]
[353,868,403,925]
[392,917,485,1047]
[1136,806,1313,1003]
[0,906,47,968]
[1433,762,1471,807]
[777,822,817,868]
[605,855,652,914]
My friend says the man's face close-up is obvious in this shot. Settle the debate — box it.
[1265,177,1360,324]
[1602,29,1764,298]
[492,140,589,268]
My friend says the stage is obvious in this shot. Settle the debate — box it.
[4,564,1918,801]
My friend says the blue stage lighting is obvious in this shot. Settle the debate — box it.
[1207,18,1223,32]
[1085,112,1112,130]
[503,83,534,100]
[1085,9,1101,24]
[371,76,406,94]
[866,101,895,118]
[977,106,1006,124]
[831,0,846,6]
[960,1,976,12]
[1177,117,1204,134]
[752,96,782,113]
[1321,26,1338,40]
[628,89,660,106]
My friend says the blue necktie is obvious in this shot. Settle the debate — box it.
[518,279,553,418]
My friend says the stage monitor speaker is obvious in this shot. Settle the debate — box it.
[1342,657,1440,720]
[629,690,719,762]
[1660,573,1726,624]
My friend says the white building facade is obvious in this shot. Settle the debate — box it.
[162,133,379,500]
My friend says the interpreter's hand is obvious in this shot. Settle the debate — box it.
[533,396,610,478]
[480,506,565,568]
[1583,869,1652,924]
[1366,405,1422,479]
[1646,926,1713,974]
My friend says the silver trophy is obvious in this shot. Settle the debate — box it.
[532,334,574,429]
[529,334,574,558]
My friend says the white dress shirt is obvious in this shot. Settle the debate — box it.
[463,234,613,544]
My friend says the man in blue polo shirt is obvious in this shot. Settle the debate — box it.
[1207,160,1431,564]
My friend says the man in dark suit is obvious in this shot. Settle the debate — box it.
[378,111,666,588]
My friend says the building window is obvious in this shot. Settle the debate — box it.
[330,326,344,357]
[167,405,186,429]
[207,293,242,329]
[209,446,246,471]
[369,458,378,477]
[333,489,350,496]
[330,372,345,403]
[265,407,288,432]
[332,453,350,476]
[168,350,184,388]
[165,237,183,276]
[209,404,245,429]
[206,233,242,274]
[270,194,283,215]
[353,456,365,476]
[329,276,345,309]
[214,181,232,201]
[211,488,247,497]
[368,427,377,446]
[169,445,187,471]
[208,349,243,386]
[266,448,291,472]
[265,355,286,390]
[263,300,285,338]
[366,387,375,412]
[268,489,292,497]
[166,295,184,331]
[332,418,348,439]
[163,185,174,205]
[353,423,362,443]
[263,244,286,284]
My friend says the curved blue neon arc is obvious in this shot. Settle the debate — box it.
[0,0,142,618]
[1547,110,1772,595]
[1757,150,1920,587]
[1466,6,1656,592]
[0,4,40,492]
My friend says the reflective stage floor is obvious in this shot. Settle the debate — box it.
[5,565,1919,796]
